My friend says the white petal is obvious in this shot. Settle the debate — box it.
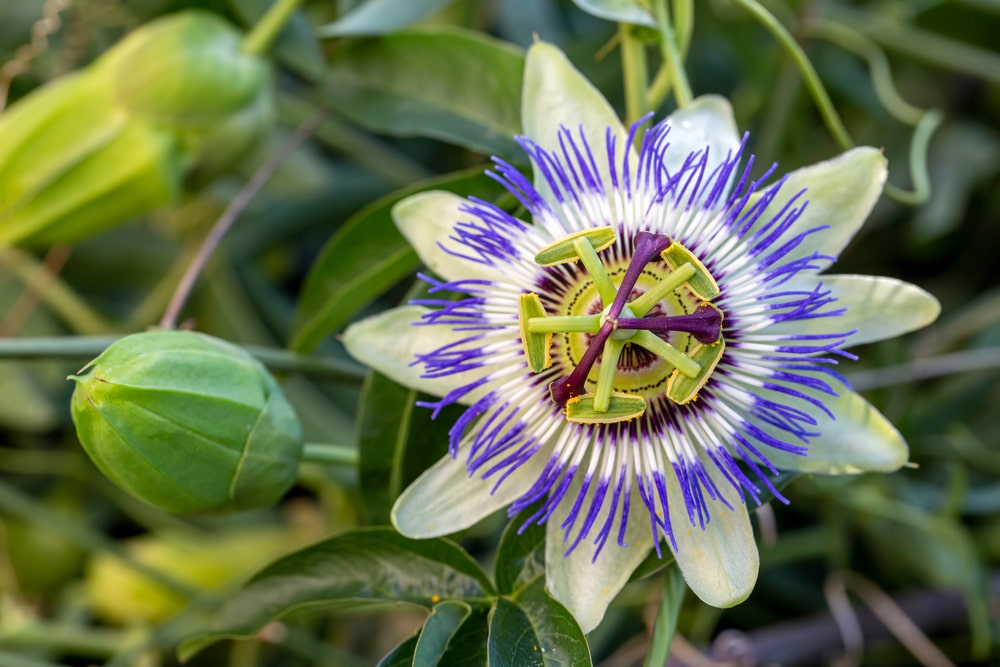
[662,95,740,188]
[766,274,940,347]
[749,147,887,270]
[669,464,758,607]
[754,388,908,474]
[392,446,550,538]
[393,191,504,283]
[343,305,491,401]
[522,41,631,195]
[545,487,654,633]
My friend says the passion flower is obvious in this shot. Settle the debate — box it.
[343,42,941,631]
[70,331,303,514]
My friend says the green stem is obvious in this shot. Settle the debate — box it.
[828,5,1000,85]
[731,0,853,150]
[301,442,359,466]
[808,20,924,124]
[0,335,367,381]
[0,623,128,658]
[883,110,943,205]
[241,0,304,56]
[0,650,68,667]
[0,248,114,335]
[646,65,672,111]
[799,18,943,204]
[644,567,685,667]
[672,0,694,56]
[653,0,693,108]
[619,24,649,126]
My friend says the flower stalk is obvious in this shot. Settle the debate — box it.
[241,0,305,57]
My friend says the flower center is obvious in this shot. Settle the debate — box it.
[517,227,725,424]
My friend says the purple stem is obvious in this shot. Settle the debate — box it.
[617,303,723,344]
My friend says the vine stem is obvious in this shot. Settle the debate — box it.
[241,0,304,57]
[301,443,359,466]
[619,23,649,126]
[159,110,326,330]
[0,335,366,381]
[730,0,853,151]
[653,0,693,108]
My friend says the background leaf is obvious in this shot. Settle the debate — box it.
[318,0,457,37]
[494,504,546,595]
[414,600,490,667]
[378,635,420,667]
[179,528,495,660]
[569,0,655,27]
[488,581,592,667]
[357,371,458,524]
[290,166,510,353]
[322,28,525,160]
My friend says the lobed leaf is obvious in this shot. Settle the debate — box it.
[179,528,495,661]
[488,580,591,667]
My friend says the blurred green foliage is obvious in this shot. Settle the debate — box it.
[0,0,997,665]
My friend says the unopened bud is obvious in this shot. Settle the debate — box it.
[70,331,303,514]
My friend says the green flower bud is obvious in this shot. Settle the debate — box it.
[99,10,273,180]
[0,10,273,246]
[69,331,303,514]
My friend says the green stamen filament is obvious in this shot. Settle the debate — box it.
[628,262,696,316]
[594,339,626,411]
[527,314,602,334]
[574,237,618,306]
[631,330,701,378]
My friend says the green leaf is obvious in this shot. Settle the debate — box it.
[318,0,456,37]
[414,600,490,667]
[378,634,420,667]
[488,581,592,667]
[290,166,508,353]
[227,0,325,81]
[494,503,546,595]
[322,28,524,160]
[569,0,655,27]
[178,528,495,661]
[357,371,455,524]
